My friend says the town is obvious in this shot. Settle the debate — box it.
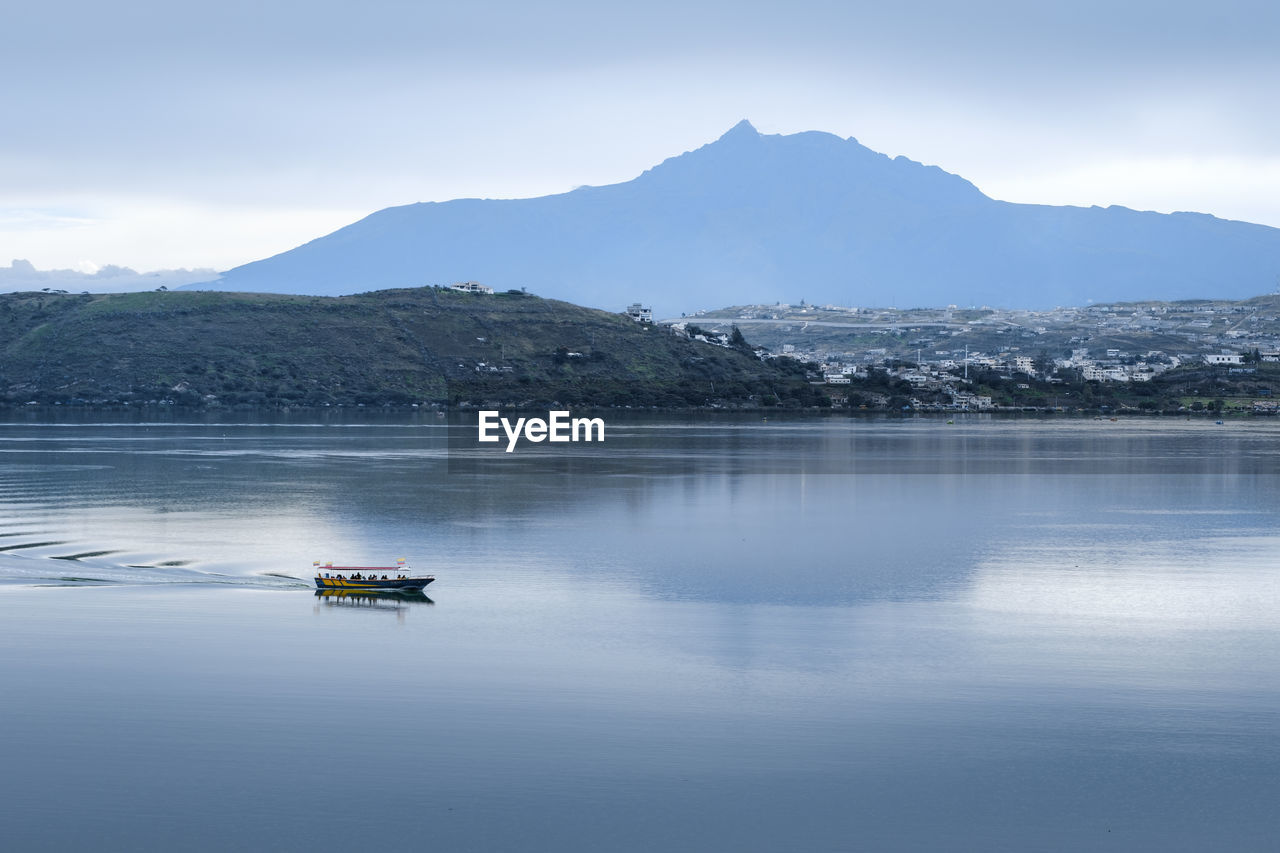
[649,294,1280,413]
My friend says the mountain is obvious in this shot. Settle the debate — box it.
[200,121,1280,314]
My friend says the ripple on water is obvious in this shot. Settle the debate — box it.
[50,550,123,561]
[0,547,308,589]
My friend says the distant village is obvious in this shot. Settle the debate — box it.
[645,295,1280,412]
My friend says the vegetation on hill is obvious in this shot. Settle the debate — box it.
[829,358,1280,415]
[961,362,1280,415]
[0,287,822,409]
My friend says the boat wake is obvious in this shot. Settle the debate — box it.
[0,548,311,589]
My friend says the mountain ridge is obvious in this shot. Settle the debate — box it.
[198,123,1280,313]
[0,287,816,409]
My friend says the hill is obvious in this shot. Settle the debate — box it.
[198,121,1280,314]
[0,287,820,409]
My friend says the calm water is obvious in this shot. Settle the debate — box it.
[1,414,1278,851]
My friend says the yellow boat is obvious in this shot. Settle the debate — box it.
[313,562,434,591]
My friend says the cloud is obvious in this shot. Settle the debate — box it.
[0,259,218,294]
[3,1,1278,270]
[0,198,369,274]
[0,208,97,231]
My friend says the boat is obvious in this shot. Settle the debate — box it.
[313,560,435,591]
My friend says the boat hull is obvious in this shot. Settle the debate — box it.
[314,576,435,591]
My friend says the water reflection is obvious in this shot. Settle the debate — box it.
[5,416,1280,607]
[313,589,435,621]
[3,416,1280,851]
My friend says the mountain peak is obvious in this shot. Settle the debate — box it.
[718,119,759,141]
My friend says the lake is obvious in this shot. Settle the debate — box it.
[1,413,1278,851]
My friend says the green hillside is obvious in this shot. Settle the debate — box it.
[0,287,820,409]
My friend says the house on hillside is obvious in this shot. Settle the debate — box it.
[450,281,494,294]
[624,303,653,324]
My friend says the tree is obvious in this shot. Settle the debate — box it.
[1033,349,1053,377]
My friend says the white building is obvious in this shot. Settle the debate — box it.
[624,303,653,324]
[951,392,994,410]
[1082,365,1131,382]
[1205,353,1243,365]
[450,281,494,294]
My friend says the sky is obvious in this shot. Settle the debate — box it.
[3,0,1279,280]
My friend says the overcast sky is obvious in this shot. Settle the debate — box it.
[4,0,1279,275]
